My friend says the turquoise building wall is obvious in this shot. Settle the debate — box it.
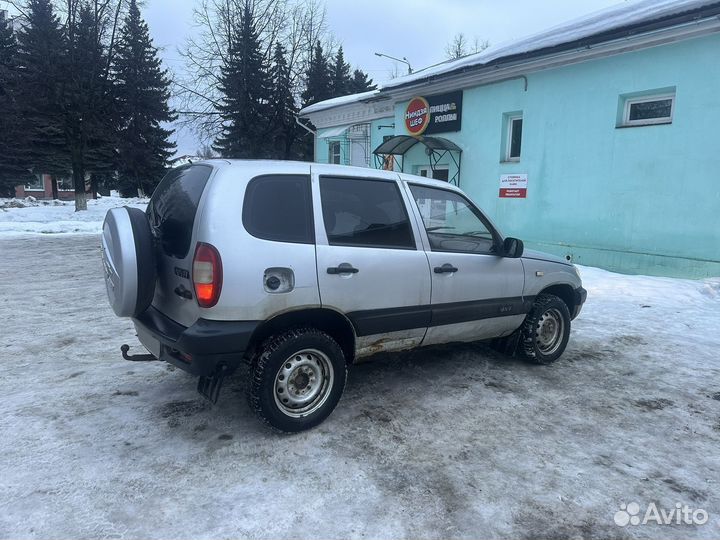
[315,33,720,278]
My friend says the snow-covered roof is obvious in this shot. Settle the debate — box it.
[300,0,720,116]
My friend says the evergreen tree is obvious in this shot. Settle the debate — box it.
[15,0,70,186]
[349,68,376,94]
[64,2,118,207]
[267,42,297,159]
[0,12,32,196]
[329,45,351,97]
[213,2,270,158]
[113,0,176,196]
[301,41,331,106]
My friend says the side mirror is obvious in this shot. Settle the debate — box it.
[502,237,524,258]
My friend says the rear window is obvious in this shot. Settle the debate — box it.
[147,165,213,258]
[242,175,314,244]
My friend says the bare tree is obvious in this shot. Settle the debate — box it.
[445,32,489,60]
[176,0,331,145]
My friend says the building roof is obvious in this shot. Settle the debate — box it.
[300,0,720,116]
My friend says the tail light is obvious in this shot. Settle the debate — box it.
[192,242,223,308]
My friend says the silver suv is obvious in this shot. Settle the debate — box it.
[101,160,586,431]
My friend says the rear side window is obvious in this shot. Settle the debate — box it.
[147,165,213,258]
[319,176,415,249]
[242,175,314,244]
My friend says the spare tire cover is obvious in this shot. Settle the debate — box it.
[101,206,156,317]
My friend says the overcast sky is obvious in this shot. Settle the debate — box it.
[3,0,627,154]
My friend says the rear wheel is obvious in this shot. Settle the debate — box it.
[520,294,571,364]
[248,328,347,432]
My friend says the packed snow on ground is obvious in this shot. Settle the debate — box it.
[1,235,719,539]
[0,196,148,235]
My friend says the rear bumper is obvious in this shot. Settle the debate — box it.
[571,287,588,320]
[132,307,260,376]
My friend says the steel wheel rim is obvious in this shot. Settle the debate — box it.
[273,348,334,418]
[536,308,564,355]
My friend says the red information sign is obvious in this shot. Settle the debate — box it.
[499,174,528,198]
[404,97,430,135]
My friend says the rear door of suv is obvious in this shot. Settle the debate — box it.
[312,168,431,355]
[147,164,214,327]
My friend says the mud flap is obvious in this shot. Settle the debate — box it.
[197,364,228,404]
[492,330,521,357]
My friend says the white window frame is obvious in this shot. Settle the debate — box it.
[622,93,675,127]
[328,141,341,165]
[24,174,45,191]
[505,115,523,162]
[56,176,74,191]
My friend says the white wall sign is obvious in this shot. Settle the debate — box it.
[499,174,528,198]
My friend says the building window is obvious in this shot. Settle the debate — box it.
[24,174,44,191]
[504,114,523,161]
[328,141,341,164]
[57,176,74,191]
[620,92,675,127]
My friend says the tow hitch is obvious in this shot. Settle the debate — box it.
[197,364,228,404]
[120,344,158,362]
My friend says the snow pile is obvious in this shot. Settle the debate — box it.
[0,196,148,235]
[301,0,719,114]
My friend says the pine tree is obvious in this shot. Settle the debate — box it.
[64,2,118,208]
[213,2,270,158]
[267,42,297,159]
[0,12,32,196]
[15,0,70,186]
[113,0,176,196]
[301,41,331,106]
[349,68,376,94]
[329,46,351,97]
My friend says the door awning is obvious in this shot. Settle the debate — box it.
[372,135,462,155]
[372,135,462,186]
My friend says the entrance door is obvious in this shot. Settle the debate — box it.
[405,182,526,345]
[313,172,432,355]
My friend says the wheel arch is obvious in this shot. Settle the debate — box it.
[537,283,576,314]
[247,308,356,363]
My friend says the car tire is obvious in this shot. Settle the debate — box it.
[101,206,156,317]
[520,293,571,364]
[248,327,347,432]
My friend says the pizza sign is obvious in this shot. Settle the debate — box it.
[405,97,430,135]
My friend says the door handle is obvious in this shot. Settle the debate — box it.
[327,265,359,275]
[434,264,459,274]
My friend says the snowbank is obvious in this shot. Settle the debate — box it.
[0,196,148,236]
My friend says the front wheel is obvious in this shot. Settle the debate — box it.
[248,328,347,432]
[520,294,571,364]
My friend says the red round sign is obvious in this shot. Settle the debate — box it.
[405,96,430,135]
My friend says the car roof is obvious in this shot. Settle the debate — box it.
[191,159,457,189]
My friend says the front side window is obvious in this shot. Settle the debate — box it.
[320,176,415,249]
[410,184,499,254]
[242,175,314,244]
[328,141,341,164]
